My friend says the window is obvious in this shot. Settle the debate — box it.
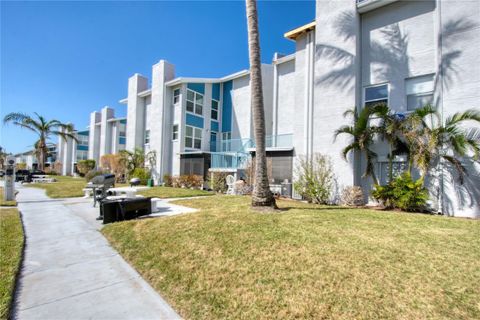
[221,132,232,151]
[173,88,180,105]
[364,84,388,107]
[144,130,150,145]
[76,150,88,161]
[210,132,217,152]
[172,124,179,140]
[186,89,203,116]
[406,74,434,111]
[211,99,219,120]
[77,134,89,146]
[185,125,202,149]
[119,131,126,137]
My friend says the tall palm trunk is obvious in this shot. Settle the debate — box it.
[38,137,47,170]
[246,0,276,208]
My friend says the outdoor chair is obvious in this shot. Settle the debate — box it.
[226,175,235,195]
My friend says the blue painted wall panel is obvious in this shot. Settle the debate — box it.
[120,119,127,124]
[222,80,232,132]
[187,83,205,94]
[212,83,220,100]
[119,137,126,145]
[186,113,204,128]
[211,121,219,132]
[77,145,89,151]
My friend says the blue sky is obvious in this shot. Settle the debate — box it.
[1,0,314,154]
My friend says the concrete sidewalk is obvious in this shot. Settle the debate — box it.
[13,185,181,320]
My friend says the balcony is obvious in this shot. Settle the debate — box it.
[210,152,249,170]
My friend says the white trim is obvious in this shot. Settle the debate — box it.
[357,0,398,14]
[363,82,390,106]
[273,53,295,65]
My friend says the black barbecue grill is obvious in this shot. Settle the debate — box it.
[85,174,115,207]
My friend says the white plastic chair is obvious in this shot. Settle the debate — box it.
[226,175,235,195]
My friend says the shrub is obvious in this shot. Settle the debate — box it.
[171,175,203,189]
[77,159,96,177]
[371,173,429,212]
[85,169,107,182]
[207,172,228,193]
[163,174,173,187]
[341,186,365,206]
[130,168,151,185]
[100,153,126,182]
[293,153,335,204]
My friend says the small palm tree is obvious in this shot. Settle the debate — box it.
[3,112,76,170]
[405,106,480,184]
[119,148,156,176]
[334,106,380,185]
[373,103,409,181]
[245,0,276,208]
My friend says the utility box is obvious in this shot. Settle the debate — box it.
[3,156,16,201]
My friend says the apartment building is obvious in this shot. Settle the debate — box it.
[56,107,126,174]
[119,61,278,183]
[307,0,479,217]
[53,0,478,217]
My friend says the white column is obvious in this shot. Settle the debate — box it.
[88,111,101,164]
[99,106,114,159]
[126,74,148,151]
[150,60,175,184]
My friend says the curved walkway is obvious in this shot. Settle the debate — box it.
[13,185,181,320]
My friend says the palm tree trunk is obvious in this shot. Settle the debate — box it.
[245,0,276,208]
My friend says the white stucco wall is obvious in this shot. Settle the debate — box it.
[275,59,296,135]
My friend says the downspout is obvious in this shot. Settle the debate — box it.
[436,0,445,214]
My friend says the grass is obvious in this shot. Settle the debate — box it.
[0,208,24,319]
[26,175,213,199]
[0,188,16,207]
[27,175,87,198]
[103,196,480,320]
[138,186,213,199]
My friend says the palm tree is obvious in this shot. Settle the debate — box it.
[3,112,76,170]
[404,106,480,184]
[334,106,381,185]
[245,0,276,208]
[373,103,409,181]
[119,148,156,176]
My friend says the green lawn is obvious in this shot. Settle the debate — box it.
[138,186,213,199]
[0,208,24,319]
[26,175,87,198]
[26,176,213,199]
[0,188,16,207]
[103,196,480,320]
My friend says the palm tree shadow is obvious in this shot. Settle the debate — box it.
[315,9,473,98]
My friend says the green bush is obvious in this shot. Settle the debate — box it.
[207,172,228,193]
[293,153,334,204]
[371,173,429,212]
[130,168,151,185]
[77,159,96,177]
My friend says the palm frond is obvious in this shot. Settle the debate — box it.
[333,125,354,141]
[3,112,31,125]
[445,109,480,128]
